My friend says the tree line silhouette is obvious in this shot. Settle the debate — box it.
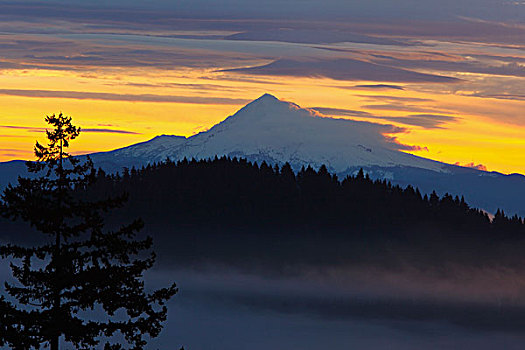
[88,156,525,240]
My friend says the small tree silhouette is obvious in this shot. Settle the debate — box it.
[0,113,177,349]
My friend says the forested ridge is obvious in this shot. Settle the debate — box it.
[88,157,525,238]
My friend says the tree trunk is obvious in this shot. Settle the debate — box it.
[51,136,64,350]
[51,336,58,350]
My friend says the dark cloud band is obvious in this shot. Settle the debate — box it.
[0,89,248,105]
[223,58,460,83]
[1,125,139,135]
[312,107,458,129]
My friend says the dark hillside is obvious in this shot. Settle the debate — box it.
[74,157,525,270]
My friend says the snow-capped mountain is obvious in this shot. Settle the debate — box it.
[1,94,525,216]
[91,93,446,173]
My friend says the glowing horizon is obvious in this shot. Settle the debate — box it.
[1,2,524,174]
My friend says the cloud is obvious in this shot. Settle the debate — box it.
[82,128,141,135]
[0,125,140,135]
[0,125,45,132]
[0,148,30,153]
[313,107,459,129]
[374,57,525,79]
[455,162,488,171]
[200,75,282,85]
[310,107,374,118]
[0,89,249,105]
[358,95,434,103]
[385,138,429,151]
[421,76,525,117]
[460,93,525,101]
[0,153,23,158]
[0,33,259,72]
[385,114,458,129]
[353,84,405,90]
[470,54,525,65]
[0,61,26,69]
[2,0,524,23]
[223,58,460,83]
[15,48,254,70]
[0,148,31,158]
[119,82,243,93]
[226,29,412,45]
[0,134,32,138]
[1,3,523,46]
[362,103,450,114]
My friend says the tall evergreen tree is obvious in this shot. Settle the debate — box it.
[0,113,177,349]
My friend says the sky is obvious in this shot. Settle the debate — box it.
[0,1,524,174]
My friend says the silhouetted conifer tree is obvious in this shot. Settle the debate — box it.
[0,113,177,349]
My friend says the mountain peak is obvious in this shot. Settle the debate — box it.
[257,93,279,101]
[228,93,296,122]
[246,93,282,108]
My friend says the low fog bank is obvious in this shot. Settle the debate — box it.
[145,266,525,349]
[148,263,525,330]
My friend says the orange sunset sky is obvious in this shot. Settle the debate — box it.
[1,1,524,174]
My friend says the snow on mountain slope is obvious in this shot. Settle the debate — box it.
[92,135,187,163]
[91,94,447,174]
